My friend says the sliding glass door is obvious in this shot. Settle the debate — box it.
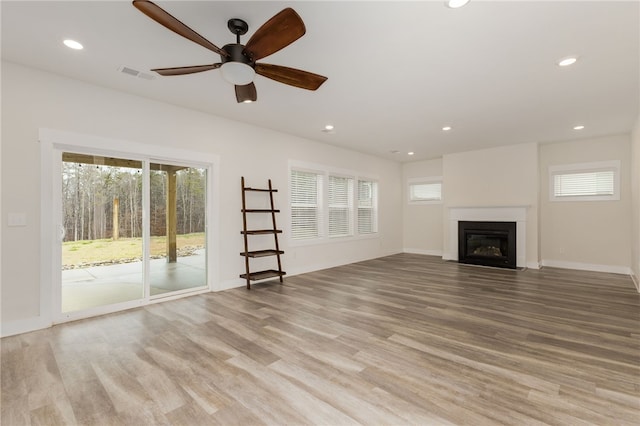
[59,152,208,316]
[61,153,144,313]
[149,162,207,297]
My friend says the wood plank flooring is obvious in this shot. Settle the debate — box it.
[2,253,639,425]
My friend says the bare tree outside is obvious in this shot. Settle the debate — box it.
[62,159,206,269]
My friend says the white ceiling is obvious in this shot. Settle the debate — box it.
[2,1,639,162]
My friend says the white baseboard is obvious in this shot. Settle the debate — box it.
[631,270,639,292]
[217,276,296,291]
[403,248,443,257]
[285,250,400,277]
[541,259,632,275]
[1,315,52,338]
[526,262,541,270]
[216,278,246,291]
[218,250,404,290]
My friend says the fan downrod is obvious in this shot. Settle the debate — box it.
[228,18,249,43]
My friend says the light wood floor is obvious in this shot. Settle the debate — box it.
[2,254,639,425]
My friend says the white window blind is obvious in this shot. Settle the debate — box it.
[290,170,323,239]
[549,161,620,202]
[358,180,378,234]
[328,175,354,237]
[289,163,380,243]
[409,181,442,202]
[553,171,614,197]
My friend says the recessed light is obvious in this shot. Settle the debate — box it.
[446,0,470,8]
[408,152,415,156]
[442,126,452,131]
[573,125,585,130]
[321,125,335,134]
[557,56,578,67]
[242,100,253,104]
[63,39,83,50]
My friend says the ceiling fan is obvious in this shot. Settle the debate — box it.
[132,0,328,103]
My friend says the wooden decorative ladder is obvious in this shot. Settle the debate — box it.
[240,177,285,289]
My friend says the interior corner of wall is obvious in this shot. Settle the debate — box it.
[632,268,640,293]
[526,261,541,270]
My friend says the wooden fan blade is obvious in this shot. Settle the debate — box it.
[255,63,327,91]
[235,83,257,103]
[132,0,228,57]
[152,64,221,76]
[244,8,306,61]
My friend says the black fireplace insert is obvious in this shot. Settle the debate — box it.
[458,221,516,269]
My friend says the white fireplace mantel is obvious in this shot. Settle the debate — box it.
[446,206,528,268]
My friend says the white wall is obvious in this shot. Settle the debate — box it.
[539,135,632,274]
[630,116,640,289]
[442,143,540,268]
[1,61,403,333]
[402,159,443,255]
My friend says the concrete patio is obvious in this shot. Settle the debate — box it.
[61,250,206,312]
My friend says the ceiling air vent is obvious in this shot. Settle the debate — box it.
[118,65,156,80]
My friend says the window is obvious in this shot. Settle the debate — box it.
[549,161,620,201]
[290,164,378,243]
[358,180,378,234]
[408,177,442,203]
[328,175,354,237]
[290,170,323,239]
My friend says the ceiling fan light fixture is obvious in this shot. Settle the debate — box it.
[133,3,327,102]
[221,62,255,85]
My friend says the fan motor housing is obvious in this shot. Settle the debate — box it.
[221,43,255,66]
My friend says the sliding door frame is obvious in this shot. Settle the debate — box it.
[40,128,219,325]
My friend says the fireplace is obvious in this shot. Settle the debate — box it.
[448,206,527,268]
[458,221,516,269]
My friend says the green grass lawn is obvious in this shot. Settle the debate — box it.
[62,233,205,267]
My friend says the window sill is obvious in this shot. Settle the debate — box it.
[289,232,379,247]
[408,200,443,205]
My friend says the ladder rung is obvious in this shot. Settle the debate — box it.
[240,270,286,281]
[242,209,280,213]
[241,229,282,235]
[244,187,278,192]
[240,250,284,258]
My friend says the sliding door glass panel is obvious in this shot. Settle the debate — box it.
[61,153,143,312]
[149,163,207,296]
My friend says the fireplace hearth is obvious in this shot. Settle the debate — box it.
[458,221,516,269]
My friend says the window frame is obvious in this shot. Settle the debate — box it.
[408,176,443,205]
[289,161,378,245]
[290,168,324,241]
[328,174,355,238]
[357,179,378,235]
[548,160,620,202]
